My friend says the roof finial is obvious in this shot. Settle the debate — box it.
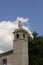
[18,20,23,28]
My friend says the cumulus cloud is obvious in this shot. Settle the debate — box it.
[16,17,29,22]
[0,17,32,54]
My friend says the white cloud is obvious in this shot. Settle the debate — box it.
[0,17,32,54]
[16,17,29,22]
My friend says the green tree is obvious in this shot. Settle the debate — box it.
[29,31,43,65]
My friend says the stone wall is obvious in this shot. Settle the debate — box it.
[0,51,13,65]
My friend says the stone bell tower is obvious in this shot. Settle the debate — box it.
[13,21,29,65]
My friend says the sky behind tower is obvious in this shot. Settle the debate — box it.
[0,0,43,53]
[0,0,43,34]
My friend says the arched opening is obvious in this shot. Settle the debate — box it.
[23,34,25,39]
[16,34,19,39]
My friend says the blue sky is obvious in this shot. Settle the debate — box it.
[0,0,43,35]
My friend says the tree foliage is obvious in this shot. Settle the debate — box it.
[29,31,43,65]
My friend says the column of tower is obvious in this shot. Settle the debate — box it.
[13,21,29,65]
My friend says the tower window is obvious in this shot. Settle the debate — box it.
[16,34,19,39]
[23,34,25,39]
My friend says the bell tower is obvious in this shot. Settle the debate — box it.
[13,21,29,65]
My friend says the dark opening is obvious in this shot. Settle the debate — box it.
[3,59,7,65]
[23,34,25,39]
[16,34,19,39]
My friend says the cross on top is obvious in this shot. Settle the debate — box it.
[18,20,23,28]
